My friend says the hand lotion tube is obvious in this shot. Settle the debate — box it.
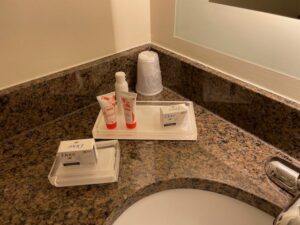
[119,91,137,129]
[97,92,117,129]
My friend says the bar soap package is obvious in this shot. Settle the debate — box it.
[48,139,120,187]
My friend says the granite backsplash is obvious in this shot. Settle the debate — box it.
[0,45,150,140]
[152,45,300,159]
[0,44,299,159]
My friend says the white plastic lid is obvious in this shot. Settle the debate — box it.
[115,71,126,83]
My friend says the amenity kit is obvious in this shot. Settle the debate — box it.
[48,51,197,187]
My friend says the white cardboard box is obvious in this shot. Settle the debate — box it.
[57,138,97,167]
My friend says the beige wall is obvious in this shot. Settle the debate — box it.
[151,0,300,103]
[0,0,150,90]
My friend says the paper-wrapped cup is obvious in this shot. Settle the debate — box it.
[136,51,163,96]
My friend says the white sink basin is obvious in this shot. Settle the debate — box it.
[113,189,274,225]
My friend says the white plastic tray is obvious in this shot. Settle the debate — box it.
[92,101,197,140]
[48,140,120,187]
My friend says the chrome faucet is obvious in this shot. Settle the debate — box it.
[274,197,300,225]
[266,158,300,225]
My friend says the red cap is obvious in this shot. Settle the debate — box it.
[126,122,136,129]
[106,122,117,129]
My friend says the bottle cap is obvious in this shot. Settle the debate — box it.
[106,122,117,129]
[115,71,126,83]
[126,122,136,129]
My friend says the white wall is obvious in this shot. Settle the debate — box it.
[0,0,150,90]
[151,0,300,103]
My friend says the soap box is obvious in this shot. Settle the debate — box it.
[58,138,98,167]
[49,140,120,187]
[160,104,188,127]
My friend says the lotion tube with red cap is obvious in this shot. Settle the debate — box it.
[96,92,117,129]
[119,91,137,129]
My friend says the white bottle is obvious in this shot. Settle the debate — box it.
[115,71,129,114]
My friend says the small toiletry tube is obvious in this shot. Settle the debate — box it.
[160,104,188,127]
[97,92,117,129]
[119,91,137,129]
[58,138,98,167]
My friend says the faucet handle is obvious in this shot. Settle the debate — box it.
[266,158,300,196]
[275,209,299,225]
[275,198,300,225]
[288,217,300,225]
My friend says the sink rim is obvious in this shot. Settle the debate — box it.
[104,178,280,225]
[112,188,274,225]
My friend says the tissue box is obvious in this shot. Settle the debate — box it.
[58,138,97,167]
[160,104,188,127]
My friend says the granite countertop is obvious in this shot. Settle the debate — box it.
[0,88,297,225]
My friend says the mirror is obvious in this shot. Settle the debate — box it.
[210,0,300,19]
[174,0,300,80]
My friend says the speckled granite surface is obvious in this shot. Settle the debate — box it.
[0,88,297,225]
[1,44,299,159]
[152,45,300,158]
[1,43,299,159]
